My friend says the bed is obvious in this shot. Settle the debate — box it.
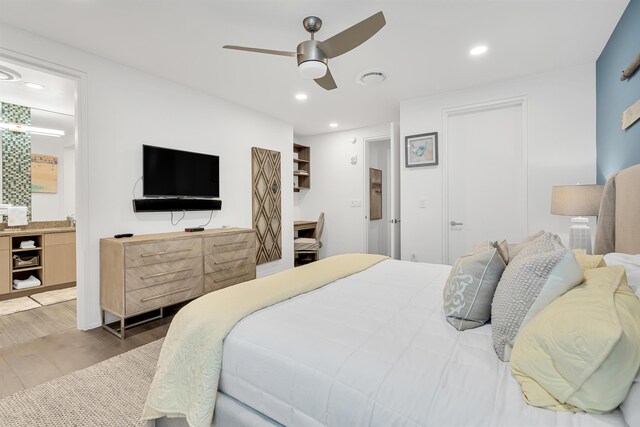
[146,165,640,427]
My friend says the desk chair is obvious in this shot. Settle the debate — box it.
[294,212,324,264]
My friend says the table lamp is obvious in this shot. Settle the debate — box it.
[551,185,603,254]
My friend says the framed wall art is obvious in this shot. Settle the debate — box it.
[405,132,438,168]
[31,153,58,193]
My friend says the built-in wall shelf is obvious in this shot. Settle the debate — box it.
[293,143,311,192]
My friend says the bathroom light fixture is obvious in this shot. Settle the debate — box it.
[0,122,64,137]
[24,82,45,90]
[470,45,488,56]
[295,93,308,101]
[329,122,338,128]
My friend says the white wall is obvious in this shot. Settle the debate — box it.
[0,23,294,329]
[401,64,597,264]
[294,123,390,258]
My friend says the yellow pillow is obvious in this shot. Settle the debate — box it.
[572,249,606,270]
[510,265,640,413]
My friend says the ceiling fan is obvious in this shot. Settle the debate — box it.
[223,11,386,91]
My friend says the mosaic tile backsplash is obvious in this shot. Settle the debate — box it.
[1,102,32,221]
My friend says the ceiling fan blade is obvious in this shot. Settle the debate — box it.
[314,67,337,91]
[319,11,386,59]
[223,45,297,57]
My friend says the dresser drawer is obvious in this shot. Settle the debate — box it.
[125,257,202,291]
[125,238,202,268]
[204,248,255,274]
[204,233,254,254]
[204,265,256,293]
[125,276,203,316]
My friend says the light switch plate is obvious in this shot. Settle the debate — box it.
[351,200,362,207]
[418,198,426,208]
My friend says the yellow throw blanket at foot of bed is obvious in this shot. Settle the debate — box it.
[142,253,388,427]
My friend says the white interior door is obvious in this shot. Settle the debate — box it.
[447,101,525,263]
[389,122,401,259]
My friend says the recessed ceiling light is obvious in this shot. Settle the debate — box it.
[0,65,21,82]
[470,45,488,56]
[24,82,45,90]
[295,93,308,101]
[329,122,338,128]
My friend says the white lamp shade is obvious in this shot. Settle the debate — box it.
[550,185,604,216]
[299,61,327,79]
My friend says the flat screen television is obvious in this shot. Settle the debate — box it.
[143,145,220,198]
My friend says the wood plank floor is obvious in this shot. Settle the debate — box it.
[0,301,173,398]
[0,300,76,349]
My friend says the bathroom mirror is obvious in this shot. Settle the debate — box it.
[0,107,76,223]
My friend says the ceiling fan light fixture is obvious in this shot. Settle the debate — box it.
[299,60,327,80]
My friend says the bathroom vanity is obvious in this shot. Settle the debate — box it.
[0,225,76,298]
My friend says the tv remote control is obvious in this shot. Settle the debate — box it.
[114,233,134,238]
[185,227,205,232]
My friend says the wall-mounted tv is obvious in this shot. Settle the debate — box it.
[143,145,220,198]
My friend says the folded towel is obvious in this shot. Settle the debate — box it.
[13,275,41,290]
[19,240,35,249]
[8,206,28,227]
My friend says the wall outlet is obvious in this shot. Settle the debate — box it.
[351,200,362,207]
[418,198,426,208]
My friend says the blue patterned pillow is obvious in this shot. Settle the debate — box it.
[443,247,506,331]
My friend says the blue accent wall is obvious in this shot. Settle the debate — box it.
[596,0,640,183]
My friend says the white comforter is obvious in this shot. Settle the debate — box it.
[219,259,625,427]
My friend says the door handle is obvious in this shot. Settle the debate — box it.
[450,221,464,226]
[388,219,400,224]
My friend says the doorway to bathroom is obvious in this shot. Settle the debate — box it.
[0,57,79,349]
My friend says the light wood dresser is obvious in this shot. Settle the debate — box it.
[100,228,256,338]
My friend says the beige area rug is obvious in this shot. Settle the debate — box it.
[29,286,76,306]
[0,297,41,316]
[0,338,163,427]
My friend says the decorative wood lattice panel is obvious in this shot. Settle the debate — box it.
[252,147,282,265]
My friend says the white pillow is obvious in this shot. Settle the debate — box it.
[604,253,640,295]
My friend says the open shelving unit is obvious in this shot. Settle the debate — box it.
[293,143,311,192]
[10,234,44,292]
[0,230,78,299]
